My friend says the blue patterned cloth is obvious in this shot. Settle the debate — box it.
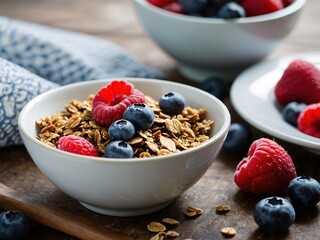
[0,17,163,147]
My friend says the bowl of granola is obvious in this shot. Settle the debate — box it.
[18,78,230,217]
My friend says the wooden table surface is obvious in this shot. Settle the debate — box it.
[0,0,320,239]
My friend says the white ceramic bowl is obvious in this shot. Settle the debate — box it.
[18,78,230,217]
[133,0,305,81]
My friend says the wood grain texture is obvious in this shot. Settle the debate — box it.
[0,183,129,240]
[0,0,320,239]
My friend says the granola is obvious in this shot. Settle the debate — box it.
[36,94,214,158]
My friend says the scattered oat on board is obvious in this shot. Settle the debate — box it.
[36,95,214,158]
[162,218,180,226]
[150,232,166,240]
[221,227,237,237]
[147,222,166,233]
[166,230,180,238]
[185,206,204,217]
[214,205,231,214]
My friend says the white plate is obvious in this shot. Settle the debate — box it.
[230,52,320,154]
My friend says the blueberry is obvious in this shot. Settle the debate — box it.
[199,76,228,101]
[0,210,32,240]
[254,196,295,233]
[216,2,245,18]
[223,123,252,153]
[123,103,154,130]
[287,176,320,208]
[282,102,307,127]
[159,92,186,115]
[104,140,134,158]
[108,119,136,141]
[180,0,210,15]
[210,0,233,7]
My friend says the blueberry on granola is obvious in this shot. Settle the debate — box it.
[159,92,185,115]
[108,119,136,141]
[123,103,154,130]
[104,140,134,158]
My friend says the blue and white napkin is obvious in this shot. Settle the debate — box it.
[0,17,163,147]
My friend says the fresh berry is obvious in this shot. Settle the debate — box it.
[234,138,297,194]
[281,102,307,127]
[104,140,134,158]
[241,0,284,17]
[147,0,177,7]
[297,103,320,138]
[287,176,320,208]
[223,123,252,153]
[57,135,99,157]
[163,2,184,14]
[211,0,233,7]
[254,196,295,233]
[216,2,245,18]
[275,59,320,105]
[0,210,32,240]
[108,119,136,141]
[282,0,293,7]
[123,103,154,130]
[180,0,210,15]
[159,92,186,115]
[92,80,145,127]
[199,76,228,101]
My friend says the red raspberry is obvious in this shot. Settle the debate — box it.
[57,135,99,157]
[234,138,297,194]
[297,103,320,138]
[147,0,177,7]
[275,59,320,105]
[241,0,284,17]
[92,80,145,127]
[163,2,184,14]
[282,0,293,7]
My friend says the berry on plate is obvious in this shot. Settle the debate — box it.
[241,0,284,17]
[0,210,32,240]
[104,140,134,158]
[234,138,297,194]
[92,80,145,127]
[254,196,295,233]
[275,59,320,105]
[297,103,320,138]
[223,123,252,153]
[159,92,186,115]
[287,176,320,208]
[108,119,136,142]
[123,103,155,130]
[57,135,99,157]
[281,102,307,127]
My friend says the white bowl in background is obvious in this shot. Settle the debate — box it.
[133,0,306,82]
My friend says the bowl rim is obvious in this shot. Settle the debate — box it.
[18,78,231,164]
[133,0,306,24]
